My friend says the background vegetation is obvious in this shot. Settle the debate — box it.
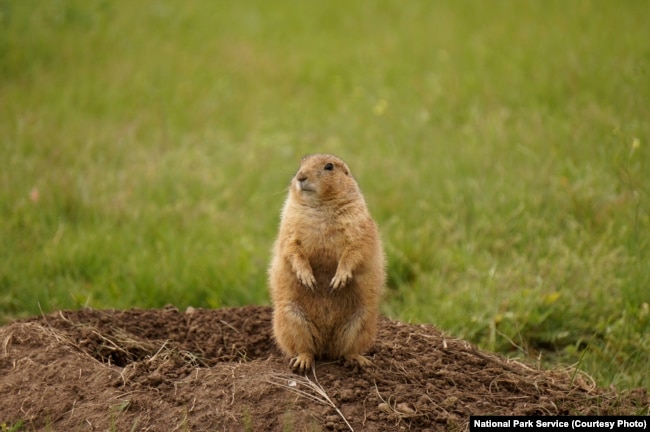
[1,0,648,391]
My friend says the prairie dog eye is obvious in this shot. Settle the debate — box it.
[324,163,334,171]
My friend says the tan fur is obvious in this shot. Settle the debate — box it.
[268,154,385,372]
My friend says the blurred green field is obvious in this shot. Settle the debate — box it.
[1,0,648,392]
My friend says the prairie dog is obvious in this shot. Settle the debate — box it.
[269,154,385,372]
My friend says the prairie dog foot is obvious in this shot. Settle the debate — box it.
[345,354,373,368]
[289,353,315,373]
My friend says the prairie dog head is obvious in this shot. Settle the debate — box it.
[290,154,361,205]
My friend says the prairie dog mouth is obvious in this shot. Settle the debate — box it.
[296,180,315,193]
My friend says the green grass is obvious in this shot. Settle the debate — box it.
[1,0,648,392]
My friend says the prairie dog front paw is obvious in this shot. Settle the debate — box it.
[296,268,317,290]
[330,268,352,290]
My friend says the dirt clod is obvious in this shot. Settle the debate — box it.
[1,305,647,431]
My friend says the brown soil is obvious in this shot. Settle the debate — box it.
[1,305,647,431]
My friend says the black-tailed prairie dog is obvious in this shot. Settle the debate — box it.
[269,154,385,373]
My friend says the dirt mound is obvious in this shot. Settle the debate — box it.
[1,306,647,431]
